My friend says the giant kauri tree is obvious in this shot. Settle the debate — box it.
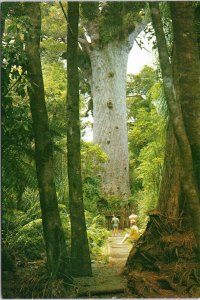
[24,3,71,279]
[66,2,92,277]
[125,2,200,298]
[79,2,147,198]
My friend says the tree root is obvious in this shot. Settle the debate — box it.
[126,213,200,298]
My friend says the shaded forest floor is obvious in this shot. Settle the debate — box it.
[74,233,132,298]
[3,230,199,298]
[2,232,133,299]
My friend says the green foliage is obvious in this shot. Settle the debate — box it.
[2,189,71,262]
[81,141,107,213]
[58,204,71,239]
[2,94,35,212]
[81,2,146,46]
[81,2,99,21]
[85,212,109,259]
[2,2,109,274]
[129,107,165,157]
[20,188,40,213]
[1,4,32,98]
[137,141,164,191]
[2,95,33,152]
[15,265,69,299]
[41,3,66,62]
[41,38,66,63]
[2,189,43,261]
[2,5,37,216]
[81,141,107,179]
[83,177,101,213]
[3,215,44,261]
[13,219,44,260]
[127,65,158,97]
[42,60,69,206]
[42,61,66,136]
[127,66,166,227]
[99,3,124,44]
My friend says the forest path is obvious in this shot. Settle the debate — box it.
[74,233,132,298]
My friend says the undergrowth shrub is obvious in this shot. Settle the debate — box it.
[83,176,101,214]
[3,189,70,262]
[13,219,44,260]
[59,204,71,240]
[85,212,109,259]
[17,265,72,299]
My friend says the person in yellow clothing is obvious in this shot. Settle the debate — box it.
[119,219,139,244]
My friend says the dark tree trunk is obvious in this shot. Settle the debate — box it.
[149,1,200,258]
[194,3,200,58]
[24,3,71,280]
[157,121,181,219]
[170,2,200,193]
[16,184,25,211]
[67,2,92,277]
[1,2,10,39]
[125,3,200,297]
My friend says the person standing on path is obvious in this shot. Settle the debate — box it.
[111,214,119,236]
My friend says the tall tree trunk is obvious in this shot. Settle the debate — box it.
[24,3,71,279]
[150,1,200,258]
[67,2,92,277]
[0,2,10,39]
[89,41,131,198]
[157,121,181,218]
[16,184,25,211]
[125,5,200,296]
[194,3,200,57]
[170,2,200,193]
[83,18,145,199]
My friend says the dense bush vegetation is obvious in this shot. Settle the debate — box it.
[127,66,166,228]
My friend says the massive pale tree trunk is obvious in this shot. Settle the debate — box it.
[89,32,145,199]
[80,2,146,198]
[24,3,71,279]
[90,41,130,197]
[67,2,92,277]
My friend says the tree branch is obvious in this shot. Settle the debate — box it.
[59,2,73,36]
[5,70,25,95]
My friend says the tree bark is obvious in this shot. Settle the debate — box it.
[125,5,200,296]
[170,2,200,193]
[150,1,200,258]
[67,2,92,277]
[24,3,71,279]
[83,16,146,199]
[1,2,10,39]
[194,3,200,56]
[90,41,131,198]
[157,121,181,218]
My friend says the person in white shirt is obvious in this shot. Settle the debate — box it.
[111,214,119,236]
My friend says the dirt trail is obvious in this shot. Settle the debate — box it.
[74,233,132,298]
